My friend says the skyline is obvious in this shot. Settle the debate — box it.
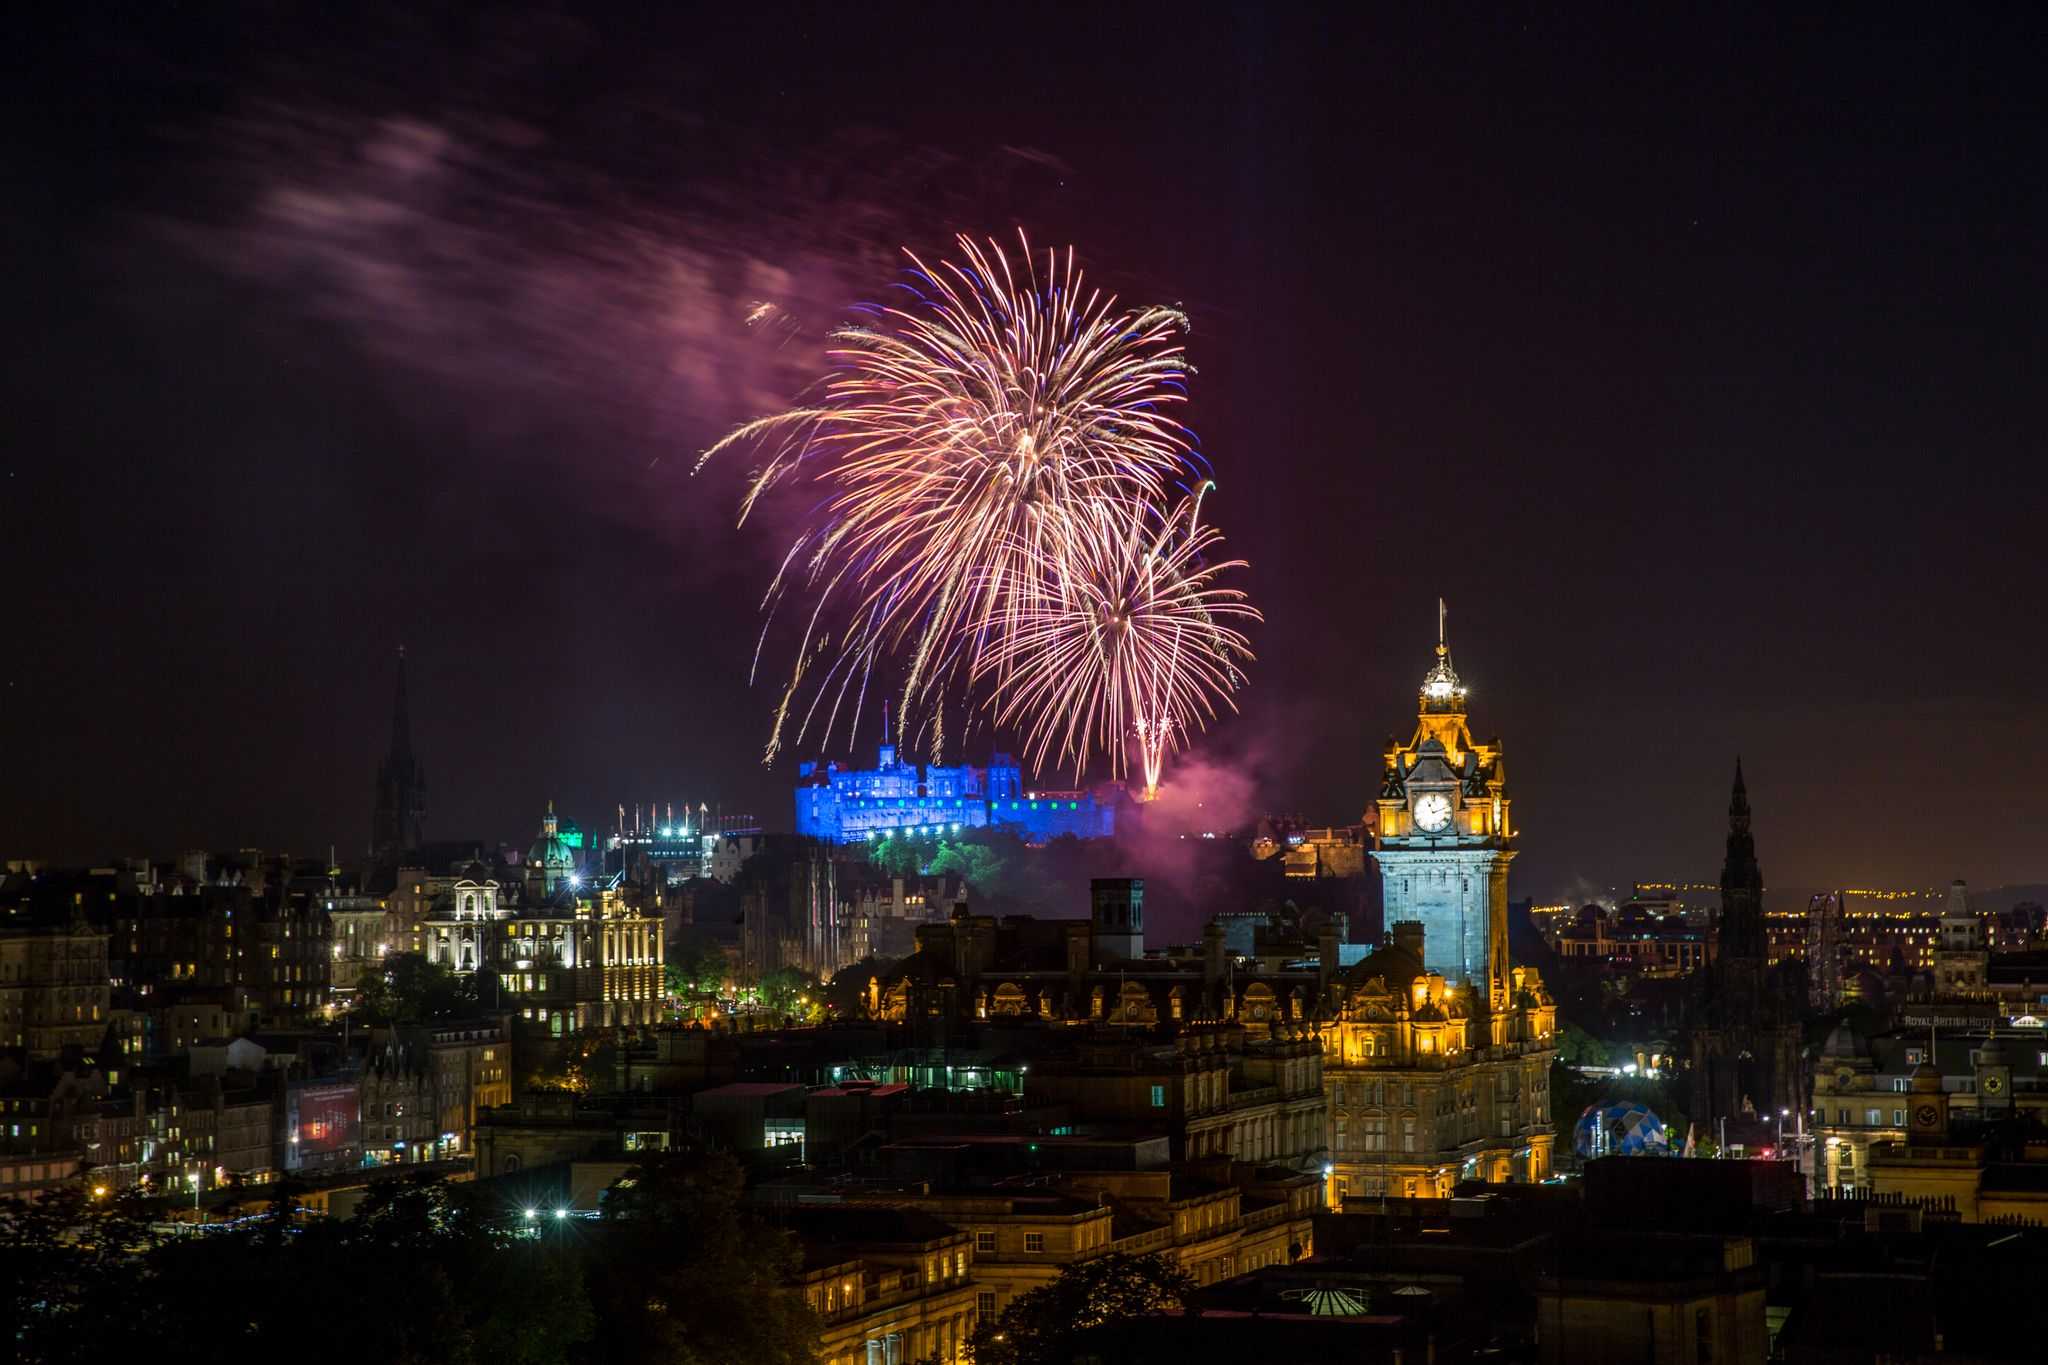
[5,7,2045,894]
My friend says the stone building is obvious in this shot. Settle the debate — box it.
[0,919,110,1057]
[870,879,1327,1035]
[832,1159,1319,1330]
[1817,1019,2048,1214]
[1026,1024,1326,1164]
[791,1206,980,1365]
[1320,923,1557,1196]
[358,1017,513,1164]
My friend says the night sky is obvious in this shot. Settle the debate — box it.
[6,5,2044,899]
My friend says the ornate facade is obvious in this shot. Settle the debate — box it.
[419,808,665,1035]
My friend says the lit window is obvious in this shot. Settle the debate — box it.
[1150,1085,1166,1108]
[1024,1233,1044,1253]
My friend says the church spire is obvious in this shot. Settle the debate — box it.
[1718,758,1764,957]
[389,645,414,765]
[372,646,427,862]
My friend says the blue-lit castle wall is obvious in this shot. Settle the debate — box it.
[796,743,1115,844]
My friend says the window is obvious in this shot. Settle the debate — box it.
[1024,1232,1044,1253]
[1837,1108,1849,1124]
[1865,1108,1881,1126]
[975,1232,996,1253]
[1150,1085,1166,1109]
[977,1291,997,1317]
[1891,1078,1909,1092]
[1893,1109,1907,1126]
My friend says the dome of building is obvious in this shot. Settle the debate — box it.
[527,802,577,876]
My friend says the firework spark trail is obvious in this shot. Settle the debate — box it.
[700,231,1257,784]
[973,489,1259,794]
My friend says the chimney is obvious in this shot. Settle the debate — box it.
[1203,920,1227,1018]
[1392,920,1426,961]
[1317,918,1340,1001]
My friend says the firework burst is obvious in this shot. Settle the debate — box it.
[700,231,1257,788]
[973,486,1258,797]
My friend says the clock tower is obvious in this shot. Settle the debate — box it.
[1370,605,1515,1010]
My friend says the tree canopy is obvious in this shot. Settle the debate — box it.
[353,952,478,1024]
[2,1154,817,1365]
[967,1252,1195,1365]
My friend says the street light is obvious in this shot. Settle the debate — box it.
[187,1170,202,1234]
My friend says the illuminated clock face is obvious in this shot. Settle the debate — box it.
[1914,1104,1939,1126]
[1983,1074,2005,1095]
[1414,793,1453,832]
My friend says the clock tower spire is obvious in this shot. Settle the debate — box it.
[1370,606,1514,1010]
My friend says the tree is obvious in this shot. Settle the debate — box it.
[0,1183,165,1364]
[585,1151,820,1365]
[967,1252,1195,1365]
[750,966,820,1022]
[929,838,1008,893]
[355,953,477,1024]
[823,957,893,1018]
[868,835,925,878]
[665,944,730,1001]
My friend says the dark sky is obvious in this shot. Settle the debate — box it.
[6,5,2044,900]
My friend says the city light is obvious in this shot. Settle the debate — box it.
[523,1208,536,1220]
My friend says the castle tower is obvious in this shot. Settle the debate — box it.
[1368,604,1514,1009]
[372,647,427,862]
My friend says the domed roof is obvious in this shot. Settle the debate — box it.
[528,802,576,871]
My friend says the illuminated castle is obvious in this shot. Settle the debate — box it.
[795,725,1114,845]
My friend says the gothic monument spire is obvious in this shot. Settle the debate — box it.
[372,647,427,861]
